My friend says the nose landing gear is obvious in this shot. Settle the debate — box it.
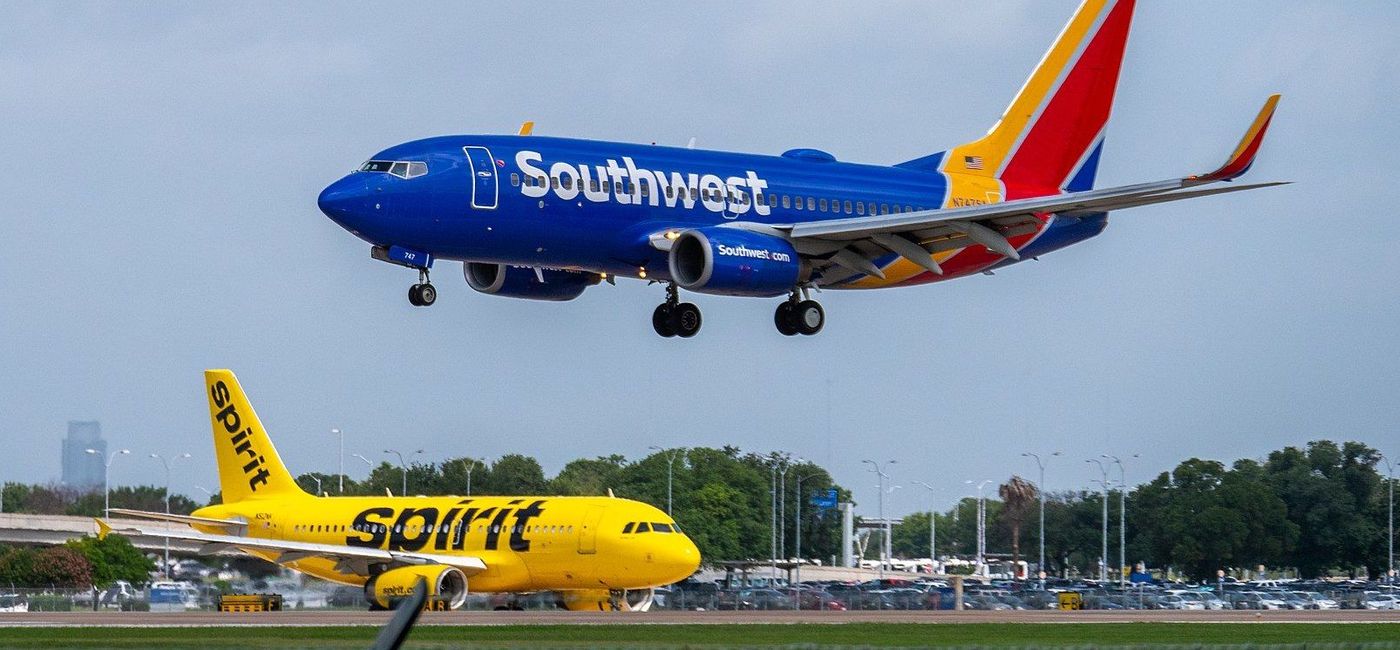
[652,283,702,338]
[774,289,824,336]
[408,269,436,307]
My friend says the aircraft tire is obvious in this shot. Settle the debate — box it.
[774,302,799,336]
[408,284,423,306]
[652,304,676,337]
[418,283,437,306]
[794,300,824,335]
[670,303,702,338]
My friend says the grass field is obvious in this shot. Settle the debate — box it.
[0,623,1397,649]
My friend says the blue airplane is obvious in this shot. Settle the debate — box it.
[317,0,1281,338]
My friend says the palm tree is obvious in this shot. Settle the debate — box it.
[998,475,1039,566]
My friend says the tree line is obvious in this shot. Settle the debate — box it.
[889,440,1394,581]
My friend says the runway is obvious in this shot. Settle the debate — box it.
[4,609,1398,627]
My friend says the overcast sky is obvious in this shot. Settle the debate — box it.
[2,1,1397,518]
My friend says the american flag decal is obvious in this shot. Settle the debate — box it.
[964,155,984,171]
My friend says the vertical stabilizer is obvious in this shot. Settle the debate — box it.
[941,0,1135,198]
[204,369,307,502]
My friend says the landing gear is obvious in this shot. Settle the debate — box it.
[775,290,824,336]
[408,269,436,307]
[652,283,702,338]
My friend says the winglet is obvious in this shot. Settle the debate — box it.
[95,518,112,540]
[517,121,534,136]
[1192,94,1281,182]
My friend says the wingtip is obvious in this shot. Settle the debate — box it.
[95,518,112,540]
[1190,94,1281,183]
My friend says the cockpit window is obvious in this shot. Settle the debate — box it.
[360,160,429,179]
[652,523,673,533]
[622,523,634,534]
[635,522,651,533]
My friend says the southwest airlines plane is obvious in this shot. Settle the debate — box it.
[317,0,1282,338]
[99,370,700,611]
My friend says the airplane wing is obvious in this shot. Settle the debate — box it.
[771,95,1283,280]
[108,508,248,533]
[96,518,487,578]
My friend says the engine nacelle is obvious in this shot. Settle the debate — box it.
[365,565,468,610]
[667,227,805,297]
[464,262,599,301]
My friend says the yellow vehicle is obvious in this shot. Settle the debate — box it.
[99,370,699,611]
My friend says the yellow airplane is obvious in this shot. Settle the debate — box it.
[97,369,700,611]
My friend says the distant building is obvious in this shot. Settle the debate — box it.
[61,420,105,491]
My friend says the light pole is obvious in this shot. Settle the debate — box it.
[864,459,896,581]
[1382,454,1394,584]
[965,479,991,576]
[649,447,687,517]
[331,428,344,494]
[793,472,821,604]
[194,485,212,501]
[384,449,423,496]
[461,458,480,497]
[1087,459,1111,583]
[85,448,129,517]
[149,452,191,579]
[1022,451,1061,586]
[307,474,323,496]
[1103,454,1138,587]
[779,460,793,561]
[915,481,937,575]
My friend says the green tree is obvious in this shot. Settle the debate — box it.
[31,546,93,587]
[66,535,155,588]
[480,454,549,495]
[551,455,627,496]
[1264,441,1380,577]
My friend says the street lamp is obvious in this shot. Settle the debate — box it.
[1086,459,1112,582]
[85,448,129,517]
[307,474,323,496]
[461,458,480,497]
[1103,454,1138,588]
[1022,451,1061,586]
[914,481,937,575]
[194,485,212,500]
[384,449,423,496]
[649,446,687,517]
[149,452,191,579]
[965,479,992,576]
[864,459,896,581]
[331,428,344,494]
[1382,454,1395,585]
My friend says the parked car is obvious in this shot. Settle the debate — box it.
[1362,594,1399,610]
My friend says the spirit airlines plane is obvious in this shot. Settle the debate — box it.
[97,371,700,611]
[317,0,1282,338]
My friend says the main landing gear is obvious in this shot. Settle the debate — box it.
[774,290,824,336]
[652,283,702,338]
[408,268,436,307]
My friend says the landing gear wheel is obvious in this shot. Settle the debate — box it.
[794,300,824,335]
[408,284,423,306]
[417,283,436,306]
[670,302,702,337]
[652,304,676,337]
[774,302,799,336]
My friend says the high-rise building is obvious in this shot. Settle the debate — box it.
[61,420,105,491]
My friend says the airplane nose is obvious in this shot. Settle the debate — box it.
[660,534,702,582]
[317,175,368,225]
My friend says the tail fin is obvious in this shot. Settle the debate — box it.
[908,0,1135,198]
[205,369,307,502]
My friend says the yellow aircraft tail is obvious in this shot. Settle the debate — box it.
[204,369,307,502]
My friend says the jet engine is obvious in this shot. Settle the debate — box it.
[560,588,656,612]
[365,564,468,610]
[464,262,600,301]
[667,227,806,297]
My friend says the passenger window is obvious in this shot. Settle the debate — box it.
[389,162,408,178]
[769,194,777,208]
[781,195,791,209]
[807,197,815,210]
[635,522,651,533]
[755,193,764,205]
[819,198,828,212]
[868,202,877,215]
[904,205,913,213]
[880,204,889,215]
[550,177,559,189]
[561,176,572,190]
[407,162,428,178]
[665,187,674,199]
[641,184,650,197]
[844,200,853,213]
[653,523,673,533]
[591,179,601,193]
[794,196,804,211]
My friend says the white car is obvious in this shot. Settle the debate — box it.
[1363,594,1399,610]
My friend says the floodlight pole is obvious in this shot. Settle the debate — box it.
[915,481,937,574]
[864,459,896,582]
[86,448,130,518]
[384,448,423,496]
[650,447,687,517]
[149,452,191,579]
[794,472,820,607]
[1022,451,1061,585]
[1104,454,1138,588]
[331,428,344,493]
[1383,455,1394,584]
[1087,459,1111,583]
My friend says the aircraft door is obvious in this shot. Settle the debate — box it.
[577,506,604,555]
[463,146,499,210]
